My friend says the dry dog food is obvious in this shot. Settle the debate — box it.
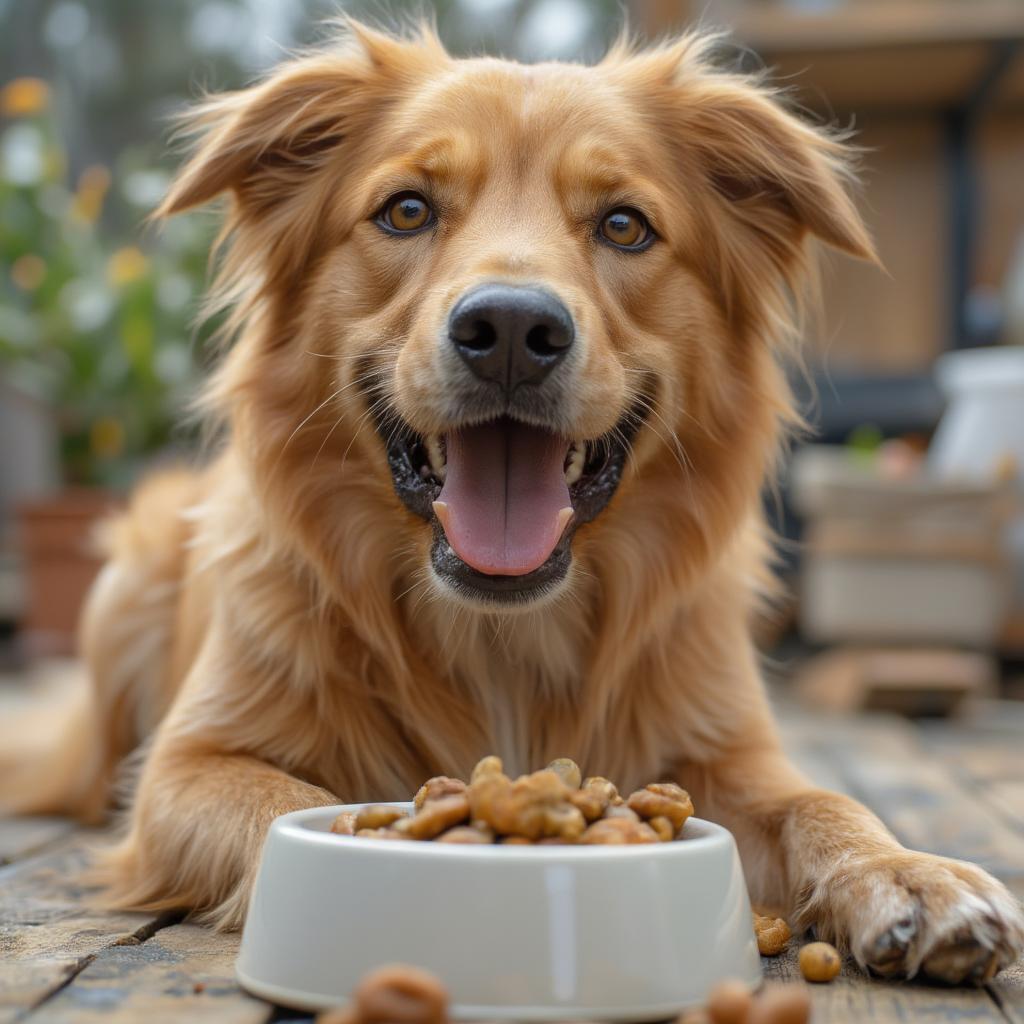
[678,980,810,1024]
[798,941,841,983]
[319,968,813,1024]
[744,985,812,1024]
[753,913,792,956]
[329,756,695,846]
[704,979,753,1024]
[317,963,449,1024]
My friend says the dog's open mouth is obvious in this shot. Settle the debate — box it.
[384,414,640,604]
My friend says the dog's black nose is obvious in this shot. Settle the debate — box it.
[448,285,574,392]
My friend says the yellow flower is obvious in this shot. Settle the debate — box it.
[11,254,46,291]
[1,78,50,117]
[89,416,125,460]
[72,165,111,224]
[107,246,148,286]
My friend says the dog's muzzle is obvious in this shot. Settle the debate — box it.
[366,285,651,606]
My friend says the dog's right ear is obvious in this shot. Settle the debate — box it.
[156,21,445,219]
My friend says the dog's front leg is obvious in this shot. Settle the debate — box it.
[688,746,1024,983]
[98,741,334,929]
[92,619,338,930]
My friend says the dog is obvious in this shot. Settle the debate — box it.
[2,21,1021,984]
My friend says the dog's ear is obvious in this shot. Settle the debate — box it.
[679,76,875,262]
[156,21,444,219]
[155,62,362,219]
[615,35,875,263]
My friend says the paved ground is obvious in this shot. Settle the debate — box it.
[1,666,1023,1022]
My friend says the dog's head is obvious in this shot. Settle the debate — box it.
[162,23,872,613]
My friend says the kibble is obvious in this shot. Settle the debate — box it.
[753,913,792,956]
[355,827,402,839]
[336,756,696,847]
[547,757,582,789]
[470,755,504,783]
[580,817,659,844]
[413,776,466,810]
[392,793,470,839]
[569,787,607,822]
[676,980,809,1024]
[316,964,449,1024]
[627,782,694,831]
[542,803,587,841]
[705,979,753,1024]
[329,811,357,835]
[747,984,811,1024]
[648,815,676,842]
[584,776,623,804]
[605,804,641,822]
[436,825,492,844]
[799,941,841,982]
[355,805,408,831]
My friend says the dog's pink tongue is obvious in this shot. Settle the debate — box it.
[434,421,572,577]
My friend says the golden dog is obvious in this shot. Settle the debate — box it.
[3,22,1021,983]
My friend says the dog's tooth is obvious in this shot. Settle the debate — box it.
[432,500,450,532]
[565,443,585,486]
[425,435,446,481]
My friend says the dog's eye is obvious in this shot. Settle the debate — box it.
[379,192,433,233]
[599,208,651,250]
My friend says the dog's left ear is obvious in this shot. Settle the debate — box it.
[618,36,876,264]
[680,74,876,262]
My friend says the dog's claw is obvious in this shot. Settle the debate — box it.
[981,953,1000,983]
[865,915,917,977]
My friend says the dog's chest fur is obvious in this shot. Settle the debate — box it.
[410,585,593,775]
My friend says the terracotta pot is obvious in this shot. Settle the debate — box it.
[17,490,121,656]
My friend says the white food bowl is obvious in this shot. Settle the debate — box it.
[236,803,761,1020]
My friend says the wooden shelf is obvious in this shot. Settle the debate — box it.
[730,1,1024,55]
[630,1,1024,112]
[723,1,1024,112]
[762,43,1000,112]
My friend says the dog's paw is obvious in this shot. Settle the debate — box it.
[797,850,1024,984]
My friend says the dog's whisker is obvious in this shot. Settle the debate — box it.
[623,368,719,444]
[275,384,349,460]
[273,367,380,467]
[407,593,429,624]
[438,598,467,654]
[333,391,394,474]
[331,348,402,367]
[394,563,433,608]
[380,405,408,458]
[624,400,702,522]
[293,373,389,477]
[648,417,693,476]
[628,395,694,479]
[311,412,349,471]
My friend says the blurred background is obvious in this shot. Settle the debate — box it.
[2,0,1023,717]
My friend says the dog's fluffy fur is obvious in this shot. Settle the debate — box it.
[3,22,1021,983]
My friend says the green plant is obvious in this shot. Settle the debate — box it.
[0,77,211,489]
